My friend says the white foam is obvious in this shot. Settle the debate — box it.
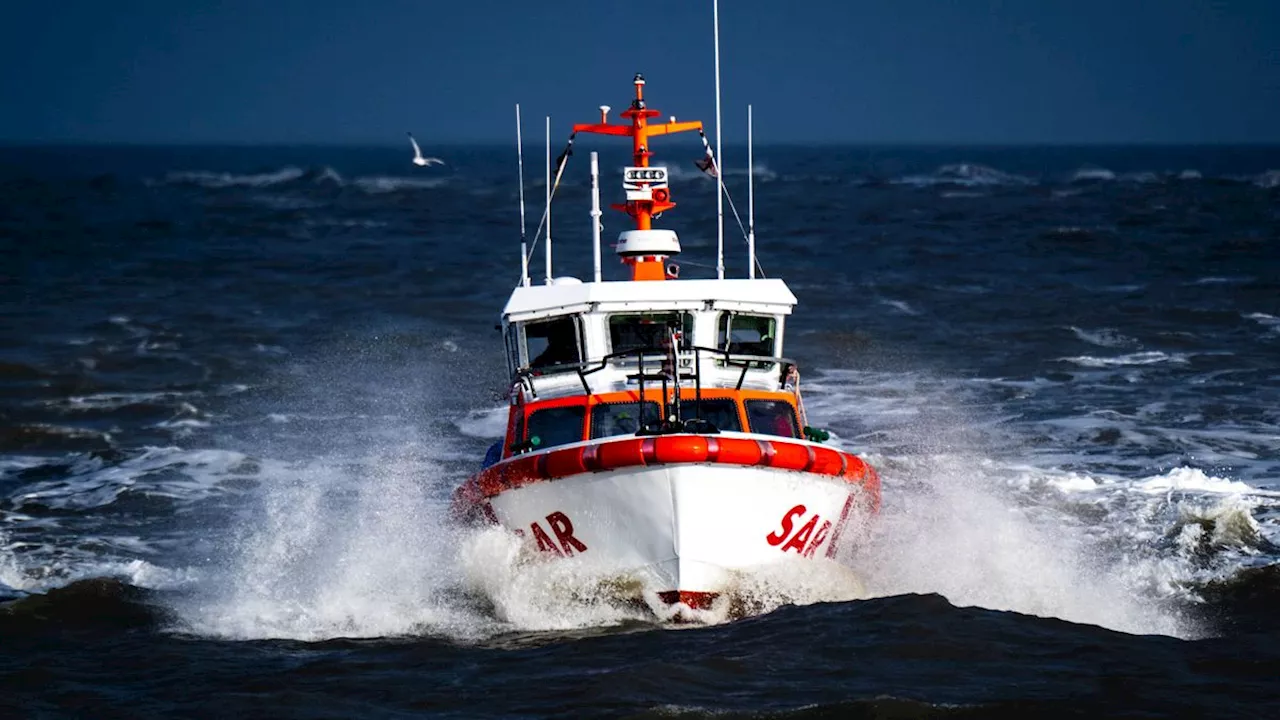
[1245,312,1280,335]
[174,453,497,641]
[6,447,248,511]
[1060,351,1188,368]
[55,391,196,410]
[879,299,920,316]
[352,176,449,193]
[454,406,508,439]
[1253,169,1280,188]
[455,526,648,631]
[0,455,50,478]
[800,367,1202,637]
[1069,166,1116,182]
[165,167,306,188]
[1191,276,1252,285]
[1068,326,1138,348]
[0,530,24,597]
[1132,467,1258,496]
[894,163,1034,187]
[850,454,1190,637]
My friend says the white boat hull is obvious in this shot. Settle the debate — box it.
[480,463,872,609]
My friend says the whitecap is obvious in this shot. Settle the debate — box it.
[1190,276,1252,285]
[352,176,450,193]
[894,163,1034,188]
[1245,312,1280,335]
[1133,467,1258,495]
[1253,169,1280,188]
[164,166,306,189]
[879,298,920,315]
[6,447,250,511]
[1068,166,1116,183]
[1068,326,1137,348]
[1059,351,1187,368]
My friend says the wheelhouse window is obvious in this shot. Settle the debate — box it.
[525,405,586,450]
[717,313,777,356]
[504,324,521,376]
[608,312,693,355]
[683,398,742,432]
[745,399,799,438]
[526,316,581,370]
[590,401,661,439]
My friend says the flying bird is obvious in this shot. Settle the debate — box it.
[407,132,444,167]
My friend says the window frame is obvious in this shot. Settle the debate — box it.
[523,404,587,450]
[606,311,695,356]
[682,397,744,432]
[716,312,778,357]
[589,400,662,439]
[744,399,800,438]
[521,315,584,371]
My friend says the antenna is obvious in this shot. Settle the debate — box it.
[590,151,602,282]
[713,0,725,280]
[545,116,552,284]
[748,104,755,280]
[516,104,529,287]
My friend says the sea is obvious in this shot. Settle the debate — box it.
[2,142,1279,718]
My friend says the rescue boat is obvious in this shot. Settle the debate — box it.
[451,73,880,617]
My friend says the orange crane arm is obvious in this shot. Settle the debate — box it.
[644,120,704,137]
[572,123,633,136]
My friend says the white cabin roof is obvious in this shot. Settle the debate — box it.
[502,278,798,322]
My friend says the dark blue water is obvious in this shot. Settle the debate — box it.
[2,143,1279,718]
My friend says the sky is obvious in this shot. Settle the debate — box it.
[2,0,1278,145]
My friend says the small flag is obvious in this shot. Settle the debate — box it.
[695,155,718,178]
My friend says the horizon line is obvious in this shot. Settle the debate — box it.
[4,139,1280,149]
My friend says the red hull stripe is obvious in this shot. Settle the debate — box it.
[459,434,880,509]
[656,590,718,610]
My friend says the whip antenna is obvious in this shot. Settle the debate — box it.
[748,104,755,279]
[545,116,553,284]
[516,104,529,287]
[713,0,725,279]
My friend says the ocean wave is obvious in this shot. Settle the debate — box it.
[1133,467,1259,496]
[1068,166,1116,183]
[1119,171,1162,184]
[5,447,252,512]
[0,423,114,453]
[1190,276,1253,286]
[1245,312,1280,335]
[894,163,1034,188]
[1254,170,1280,188]
[163,166,307,188]
[351,175,451,193]
[160,165,346,190]
[1059,351,1189,368]
[1068,326,1138,348]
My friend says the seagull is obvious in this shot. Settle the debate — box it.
[407,132,444,167]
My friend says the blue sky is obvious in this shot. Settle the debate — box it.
[3,0,1277,144]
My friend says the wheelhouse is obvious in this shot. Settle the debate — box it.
[487,277,807,463]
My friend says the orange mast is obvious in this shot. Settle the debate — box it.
[573,74,703,280]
